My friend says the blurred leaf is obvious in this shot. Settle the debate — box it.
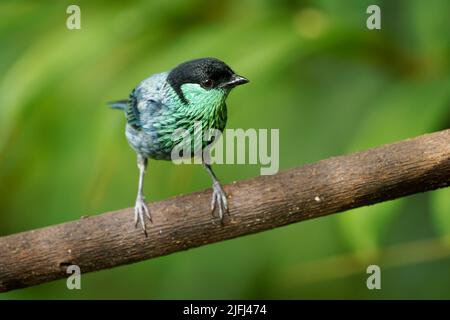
[339,200,404,260]
[431,188,450,245]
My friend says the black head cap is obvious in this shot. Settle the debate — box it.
[167,57,248,104]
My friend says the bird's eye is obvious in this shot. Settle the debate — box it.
[201,79,214,89]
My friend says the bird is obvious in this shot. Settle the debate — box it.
[109,57,249,234]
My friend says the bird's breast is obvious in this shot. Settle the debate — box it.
[126,87,228,160]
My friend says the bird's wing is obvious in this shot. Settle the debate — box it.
[108,89,142,130]
[109,73,169,130]
[124,88,142,129]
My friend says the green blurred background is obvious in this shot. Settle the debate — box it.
[1,0,450,299]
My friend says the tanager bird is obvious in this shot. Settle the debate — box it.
[109,58,249,233]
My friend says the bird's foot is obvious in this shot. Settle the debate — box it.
[211,181,228,220]
[134,196,151,234]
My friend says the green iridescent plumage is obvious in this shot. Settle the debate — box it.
[156,84,229,156]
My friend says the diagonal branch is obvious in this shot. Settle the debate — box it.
[0,129,449,293]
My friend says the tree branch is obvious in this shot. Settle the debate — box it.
[1,129,449,292]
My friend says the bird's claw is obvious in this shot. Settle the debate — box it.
[134,196,151,234]
[211,182,228,220]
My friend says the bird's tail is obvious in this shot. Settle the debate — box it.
[107,100,128,110]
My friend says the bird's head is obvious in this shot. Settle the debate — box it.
[167,57,249,106]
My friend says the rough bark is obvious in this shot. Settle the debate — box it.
[0,129,449,292]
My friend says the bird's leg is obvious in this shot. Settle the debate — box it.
[203,163,228,220]
[135,154,151,233]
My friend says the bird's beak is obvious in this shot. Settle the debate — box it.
[220,74,249,88]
